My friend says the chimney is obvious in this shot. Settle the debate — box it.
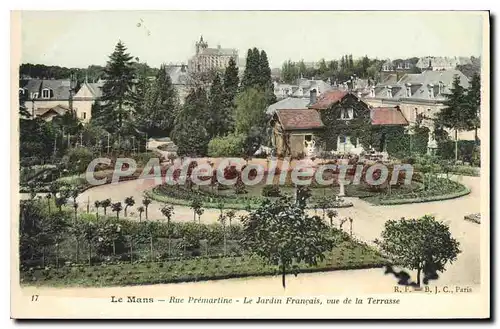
[310,89,317,105]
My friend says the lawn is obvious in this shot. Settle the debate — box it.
[21,237,388,287]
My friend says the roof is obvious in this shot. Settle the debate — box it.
[292,79,333,98]
[308,90,349,110]
[275,109,324,130]
[36,104,70,117]
[200,47,237,56]
[86,82,104,98]
[23,79,72,99]
[165,65,190,85]
[370,69,469,101]
[266,97,310,115]
[370,107,408,126]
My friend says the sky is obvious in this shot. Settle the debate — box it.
[19,11,486,69]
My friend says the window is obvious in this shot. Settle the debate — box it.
[340,108,354,120]
[305,135,312,142]
[31,92,38,99]
[82,112,87,119]
[428,88,434,99]
[42,88,50,99]
[387,88,392,98]
[370,88,375,97]
[339,135,346,143]
[19,88,24,95]
[406,87,411,98]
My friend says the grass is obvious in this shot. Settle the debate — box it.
[20,239,388,287]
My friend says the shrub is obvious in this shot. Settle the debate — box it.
[261,185,281,197]
[63,147,94,174]
[208,134,246,158]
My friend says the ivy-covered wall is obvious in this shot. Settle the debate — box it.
[315,94,429,158]
[316,94,372,151]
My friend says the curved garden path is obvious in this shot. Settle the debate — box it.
[76,174,482,286]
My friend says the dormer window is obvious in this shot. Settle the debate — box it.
[387,87,392,98]
[428,85,434,99]
[19,88,25,95]
[370,87,375,98]
[406,87,411,98]
[340,108,354,120]
[42,88,51,99]
[31,92,38,99]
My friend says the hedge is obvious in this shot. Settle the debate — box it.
[377,186,470,205]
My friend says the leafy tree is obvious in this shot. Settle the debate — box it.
[137,206,145,222]
[226,210,236,226]
[124,196,135,217]
[234,88,268,136]
[326,209,338,227]
[94,201,101,219]
[190,198,202,222]
[111,202,123,219]
[97,41,136,133]
[377,215,461,286]
[241,196,335,288]
[101,198,111,216]
[142,197,152,220]
[161,205,174,257]
[435,75,469,162]
[281,60,300,84]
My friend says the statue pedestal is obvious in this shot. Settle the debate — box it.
[338,182,345,197]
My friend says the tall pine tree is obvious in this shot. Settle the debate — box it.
[223,57,240,106]
[99,41,136,134]
[466,73,481,142]
[137,64,179,137]
[207,73,233,137]
[436,75,468,161]
[170,87,210,156]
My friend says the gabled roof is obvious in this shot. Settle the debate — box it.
[370,107,408,126]
[266,97,310,115]
[308,90,349,110]
[275,109,324,130]
[36,104,70,117]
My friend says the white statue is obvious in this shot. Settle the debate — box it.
[305,139,316,158]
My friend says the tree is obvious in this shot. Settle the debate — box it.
[55,196,67,213]
[137,64,179,137]
[207,73,232,137]
[137,206,145,222]
[258,50,277,104]
[94,201,101,219]
[161,204,174,257]
[190,199,202,222]
[142,197,152,220]
[101,199,111,216]
[124,196,135,217]
[465,73,481,143]
[435,75,468,162]
[226,210,236,226]
[111,202,123,219]
[240,48,260,90]
[97,41,136,134]
[326,209,338,227]
[241,196,335,288]
[223,57,240,107]
[170,87,210,156]
[234,88,268,136]
[377,215,461,287]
